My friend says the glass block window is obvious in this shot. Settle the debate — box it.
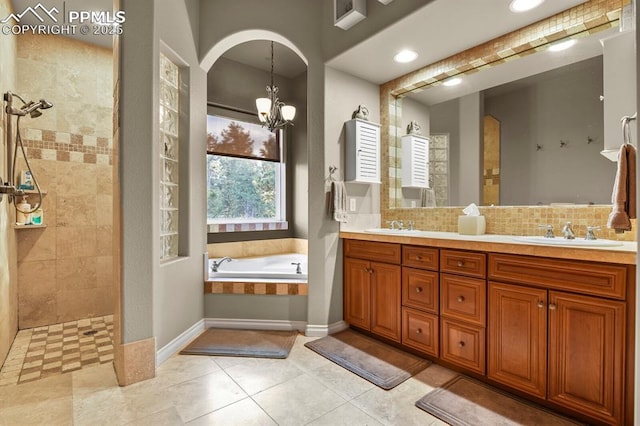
[159,53,179,260]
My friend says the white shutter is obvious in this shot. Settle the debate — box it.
[402,134,429,188]
[345,119,381,184]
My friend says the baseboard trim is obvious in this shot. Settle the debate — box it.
[305,320,348,337]
[156,319,205,365]
[204,318,307,332]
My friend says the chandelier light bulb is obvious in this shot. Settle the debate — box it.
[281,105,296,121]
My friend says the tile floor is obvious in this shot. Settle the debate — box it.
[0,333,460,425]
[0,316,114,386]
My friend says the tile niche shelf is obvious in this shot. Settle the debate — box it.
[13,189,47,230]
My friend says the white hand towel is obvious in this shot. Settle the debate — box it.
[420,187,436,207]
[330,181,348,223]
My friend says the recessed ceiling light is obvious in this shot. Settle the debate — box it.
[509,0,544,13]
[548,39,576,52]
[394,50,418,63]
[442,77,462,87]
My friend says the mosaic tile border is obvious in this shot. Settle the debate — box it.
[21,128,113,165]
[208,221,289,233]
[205,281,308,296]
[0,315,114,386]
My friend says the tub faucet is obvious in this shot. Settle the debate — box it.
[561,222,575,239]
[291,262,302,274]
[211,257,232,272]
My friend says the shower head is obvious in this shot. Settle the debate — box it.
[17,99,54,118]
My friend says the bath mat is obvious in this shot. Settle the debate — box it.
[180,328,297,359]
[304,329,431,390]
[415,375,584,425]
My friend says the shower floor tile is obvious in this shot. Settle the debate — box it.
[0,315,114,386]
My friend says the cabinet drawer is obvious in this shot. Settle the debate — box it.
[441,250,486,279]
[402,245,438,270]
[441,318,486,375]
[402,307,438,357]
[488,253,627,300]
[441,274,486,326]
[402,267,438,313]
[344,240,401,264]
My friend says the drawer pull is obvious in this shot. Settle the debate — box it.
[416,287,423,293]
[549,303,557,310]
[415,255,423,260]
[457,295,465,303]
[457,260,465,267]
[416,328,422,334]
[537,301,545,309]
[458,341,465,348]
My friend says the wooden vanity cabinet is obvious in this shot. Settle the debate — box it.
[439,249,487,375]
[488,253,628,425]
[344,240,402,342]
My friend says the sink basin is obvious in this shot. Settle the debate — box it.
[512,236,623,247]
[364,228,422,235]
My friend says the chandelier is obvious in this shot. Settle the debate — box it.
[256,41,296,132]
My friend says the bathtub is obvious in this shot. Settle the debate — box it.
[209,253,308,281]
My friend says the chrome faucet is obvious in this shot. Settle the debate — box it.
[538,224,554,238]
[585,226,600,240]
[211,257,232,272]
[291,262,302,274]
[561,222,575,239]
[387,220,404,230]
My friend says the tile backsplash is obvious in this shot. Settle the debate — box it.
[383,205,636,241]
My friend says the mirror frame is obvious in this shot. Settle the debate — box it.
[379,0,626,211]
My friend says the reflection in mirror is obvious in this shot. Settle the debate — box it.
[394,26,622,208]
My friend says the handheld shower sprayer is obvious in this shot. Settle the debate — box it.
[1,92,53,211]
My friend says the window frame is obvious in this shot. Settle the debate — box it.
[205,104,288,234]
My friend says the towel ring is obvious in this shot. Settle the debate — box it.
[621,112,637,146]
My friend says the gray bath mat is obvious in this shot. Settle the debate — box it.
[180,328,297,358]
[304,329,431,390]
[416,375,584,425]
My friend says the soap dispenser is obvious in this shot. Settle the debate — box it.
[16,196,31,225]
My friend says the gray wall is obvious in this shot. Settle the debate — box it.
[486,57,614,205]
[120,0,206,348]
[458,93,483,206]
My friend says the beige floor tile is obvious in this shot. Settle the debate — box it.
[165,370,247,422]
[307,402,384,426]
[210,355,251,370]
[72,362,118,398]
[253,374,346,426]
[0,395,73,426]
[286,340,335,373]
[224,357,305,395]
[307,361,375,401]
[73,387,135,426]
[0,372,72,406]
[126,407,185,426]
[154,355,221,388]
[187,397,277,426]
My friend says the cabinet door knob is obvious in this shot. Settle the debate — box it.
[457,295,465,303]
[415,255,423,260]
[416,287,423,293]
[548,303,557,310]
[537,301,545,309]
[416,328,422,334]
[457,260,464,267]
[458,341,465,348]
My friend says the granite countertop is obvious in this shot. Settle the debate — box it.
[340,230,637,265]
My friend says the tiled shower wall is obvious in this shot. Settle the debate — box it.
[0,0,18,366]
[15,34,113,328]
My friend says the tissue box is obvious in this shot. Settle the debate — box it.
[458,216,486,235]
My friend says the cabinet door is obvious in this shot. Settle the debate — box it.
[488,282,547,399]
[344,257,371,330]
[402,267,438,313]
[371,261,401,342]
[402,307,438,357]
[548,291,626,425]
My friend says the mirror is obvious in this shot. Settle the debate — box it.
[387,18,628,208]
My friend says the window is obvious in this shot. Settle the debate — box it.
[159,53,180,260]
[206,112,287,232]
